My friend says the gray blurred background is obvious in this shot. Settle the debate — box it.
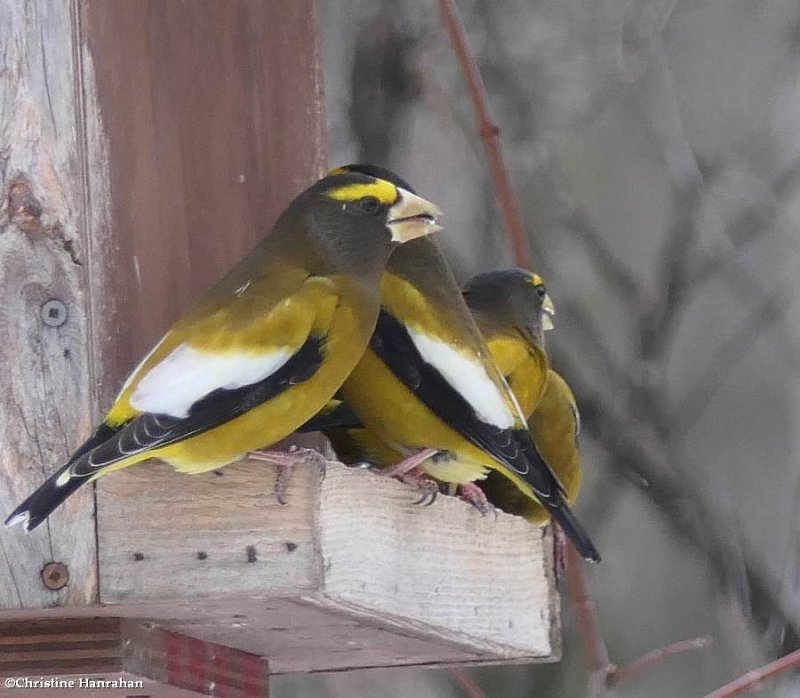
[277,1,800,695]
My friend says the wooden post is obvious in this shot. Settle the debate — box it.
[1,0,324,610]
[0,0,560,683]
[1,0,99,610]
[77,0,327,397]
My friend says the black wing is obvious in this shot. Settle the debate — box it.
[370,311,599,561]
[73,335,325,476]
[296,398,363,433]
[370,311,534,477]
[5,336,325,531]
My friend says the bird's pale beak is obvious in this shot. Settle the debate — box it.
[387,188,443,242]
[542,293,555,331]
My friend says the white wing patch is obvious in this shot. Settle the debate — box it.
[130,343,293,418]
[116,334,168,399]
[407,329,515,429]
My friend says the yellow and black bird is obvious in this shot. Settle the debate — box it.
[303,164,599,562]
[307,264,584,529]
[461,269,553,419]
[462,269,583,526]
[482,370,583,525]
[6,171,442,531]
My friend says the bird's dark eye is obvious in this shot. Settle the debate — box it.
[536,285,547,298]
[359,196,381,214]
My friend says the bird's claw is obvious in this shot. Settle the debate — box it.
[286,445,327,466]
[408,477,440,506]
[457,482,496,518]
[381,465,440,506]
[247,446,327,505]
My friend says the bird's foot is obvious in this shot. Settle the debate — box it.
[457,482,496,518]
[375,447,440,478]
[247,446,326,505]
[370,449,441,505]
[399,467,440,506]
[371,463,440,506]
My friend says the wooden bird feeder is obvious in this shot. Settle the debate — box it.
[0,2,559,695]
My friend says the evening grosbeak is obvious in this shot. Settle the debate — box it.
[6,171,442,531]
[302,165,599,562]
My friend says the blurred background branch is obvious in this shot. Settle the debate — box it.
[437,0,531,268]
[705,648,800,698]
[610,636,713,690]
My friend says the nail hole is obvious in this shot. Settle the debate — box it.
[40,561,69,591]
[40,299,68,327]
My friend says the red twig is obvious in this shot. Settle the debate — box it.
[609,636,712,688]
[448,667,487,698]
[567,540,712,694]
[437,0,531,268]
[438,4,713,695]
[704,648,800,698]
[565,543,614,696]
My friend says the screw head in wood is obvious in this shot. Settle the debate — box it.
[41,561,69,590]
[41,299,68,327]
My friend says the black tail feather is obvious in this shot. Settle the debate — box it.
[4,465,88,532]
[546,496,601,563]
[6,423,121,531]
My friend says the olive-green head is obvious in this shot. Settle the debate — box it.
[303,170,441,245]
[462,268,555,345]
[279,170,442,278]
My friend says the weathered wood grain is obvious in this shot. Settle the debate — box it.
[0,618,122,677]
[0,618,269,697]
[93,460,558,671]
[0,596,534,676]
[317,465,559,658]
[96,461,321,603]
[122,621,270,698]
[79,0,327,404]
[0,0,97,609]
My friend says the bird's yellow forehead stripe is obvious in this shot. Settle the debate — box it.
[326,179,398,204]
[529,273,544,286]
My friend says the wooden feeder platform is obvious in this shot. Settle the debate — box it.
[0,459,559,694]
